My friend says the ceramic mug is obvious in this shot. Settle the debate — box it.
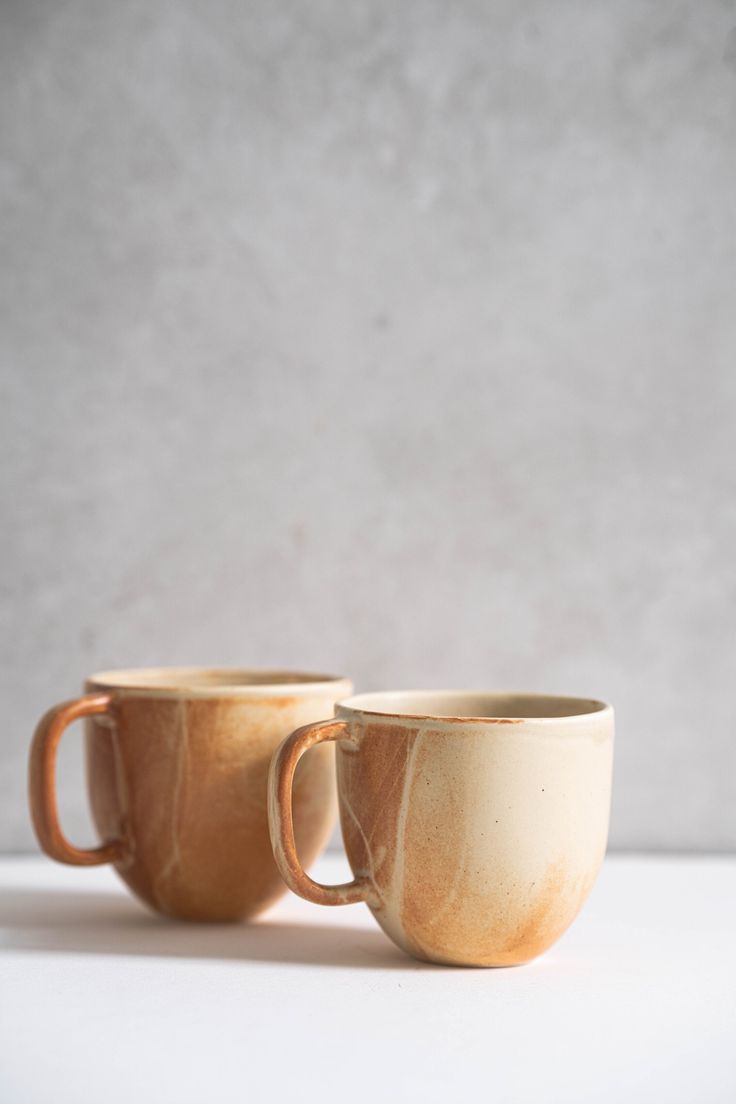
[29,667,352,921]
[269,691,614,966]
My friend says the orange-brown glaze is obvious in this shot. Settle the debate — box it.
[337,725,416,887]
[268,696,299,710]
[85,693,338,921]
[491,862,572,965]
[29,672,351,922]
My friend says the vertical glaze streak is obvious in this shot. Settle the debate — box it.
[379,729,422,947]
[109,717,132,865]
[339,788,378,888]
[154,700,189,907]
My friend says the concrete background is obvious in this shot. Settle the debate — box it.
[2,0,735,853]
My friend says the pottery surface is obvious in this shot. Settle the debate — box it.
[30,668,352,921]
[269,691,614,966]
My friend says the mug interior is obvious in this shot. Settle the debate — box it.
[87,667,351,697]
[338,690,610,722]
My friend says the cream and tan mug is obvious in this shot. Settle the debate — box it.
[269,691,614,966]
[29,667,352,921]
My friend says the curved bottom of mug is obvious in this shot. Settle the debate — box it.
[372,904,579,968]
[404,946,548,968]
[113,867,292,923]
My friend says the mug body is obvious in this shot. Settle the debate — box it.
[335,692,613,966]
[85,668,352,920]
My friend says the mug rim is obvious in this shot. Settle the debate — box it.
[336,689,612,724]
[86,667,353,698]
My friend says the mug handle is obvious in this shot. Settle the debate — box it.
[268,719,376,906]
[29,693,127,865]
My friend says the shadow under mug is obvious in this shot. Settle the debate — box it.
[29,667,352,921]
[269,690,614,966]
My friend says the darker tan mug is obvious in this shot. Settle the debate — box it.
[29,667,352,921]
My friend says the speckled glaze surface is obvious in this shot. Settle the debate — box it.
[269,691,614,966]
[30,668,352,921]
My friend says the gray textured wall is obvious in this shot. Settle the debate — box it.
[2,1,735,854]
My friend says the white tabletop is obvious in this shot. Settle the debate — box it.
[1,852,734,1104]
